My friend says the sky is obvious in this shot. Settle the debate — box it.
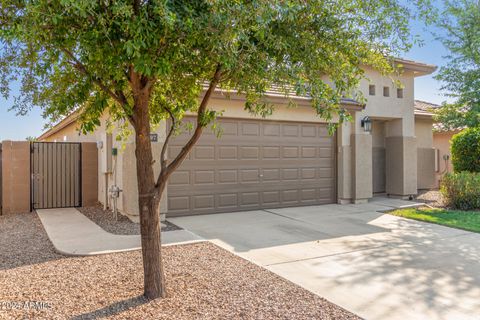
[0,6,453,141]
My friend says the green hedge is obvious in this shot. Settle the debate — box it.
[440,172,480,210]
[451,128,480,172]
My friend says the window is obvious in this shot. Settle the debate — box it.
[369,85,376,96]
[397,88,404,98]
[383,86,390,97]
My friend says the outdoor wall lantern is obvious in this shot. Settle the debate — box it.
[361,116,372,132]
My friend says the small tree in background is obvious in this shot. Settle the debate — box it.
[451,127,480,173]
[0,0,431,299]
[434,0,480,130]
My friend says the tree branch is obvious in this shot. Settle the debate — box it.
[154,65,223,189]
[159,106,175,173]
[62,48,128,107]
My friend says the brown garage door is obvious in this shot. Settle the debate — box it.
[167,118,336,217]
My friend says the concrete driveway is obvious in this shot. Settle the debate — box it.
[170,198,480,320]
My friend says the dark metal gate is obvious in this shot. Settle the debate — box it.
[31,142,82,209]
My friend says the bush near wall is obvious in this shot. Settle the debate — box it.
[440,172,480,210]
[451,127,480,172]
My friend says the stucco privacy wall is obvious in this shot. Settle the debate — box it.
[81,142,99,206]
[386,136,418,196]
[1,141,30,214]
[0,141,99,214]
[415,118,435,189]
[433,131,455,187]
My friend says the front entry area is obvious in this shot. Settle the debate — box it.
[31,142,82,209]
[167,118,337,217]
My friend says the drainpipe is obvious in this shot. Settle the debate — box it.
[104,172,109,210]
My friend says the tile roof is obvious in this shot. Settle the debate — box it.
[414,100,439,118]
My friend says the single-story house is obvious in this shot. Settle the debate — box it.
[414,100,463,188]
[38,58,438,221]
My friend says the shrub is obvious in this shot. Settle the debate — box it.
[451,127,480,172]
[440,172,480,210]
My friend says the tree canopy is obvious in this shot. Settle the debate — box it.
[434,0,480,130]
[1,0,428,132]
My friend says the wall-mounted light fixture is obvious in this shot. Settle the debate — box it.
[361,116,372,132]
[96,141,104,149]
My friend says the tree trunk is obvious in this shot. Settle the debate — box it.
[129,66,222,299]
[133,94,166,300]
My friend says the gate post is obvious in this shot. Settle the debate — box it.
[81,142,98,207]
[1,141,31,214]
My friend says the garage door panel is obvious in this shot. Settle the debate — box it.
[219,146,237,159]
[301,168,317,179]
[167,118,336,216]
[194,170,215,184]
[301,146,317,158]
[282,168,299,180]
[240,169,260,183]
[263,191,280,204]
[168,196,190,211]
[282,190,299,202]
[240,146,260,159]
[242,123,260,136]
[282,146,299,158]
[218,170,238,184]
[301,125,317,137]
[221,122,239,135]
[263,146,280,158]
[169,170,190,185]
[241,192,260,206]
[263,124,280,136]
[282,124,299,136]
[193,195,214,209]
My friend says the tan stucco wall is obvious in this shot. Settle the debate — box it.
[1,141,31,214]
[337,122,353,202]
[433,131,455,187]
[351,133,373,202]
[386,136,418,197]
[417,148,435,189]
[415,118,435,189]
[81,142,99,206]
[357,67,416,136]
[415,118,434,148]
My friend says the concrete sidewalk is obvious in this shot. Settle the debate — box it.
[37,208,203,256]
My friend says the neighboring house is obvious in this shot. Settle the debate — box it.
[39,58,437,221]
[414,100,462,188]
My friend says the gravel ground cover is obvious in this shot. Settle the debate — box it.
[78,205,181,235]
[0,212,359,320]
[416,190,444,208]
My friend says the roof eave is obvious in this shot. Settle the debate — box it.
[395,59,438,77]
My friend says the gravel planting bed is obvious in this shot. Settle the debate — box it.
[78,205,181,235]
[1,212,359,320]
[0,212,63,270]
[416,190,444,208]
